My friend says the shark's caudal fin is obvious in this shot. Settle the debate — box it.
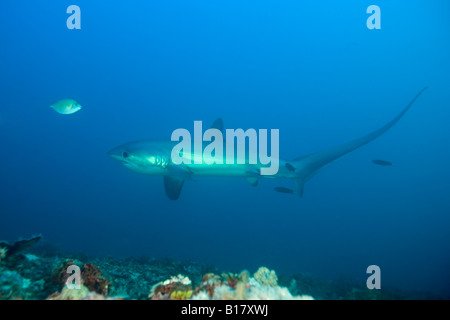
[291,87,428,196]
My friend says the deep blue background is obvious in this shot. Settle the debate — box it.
[1,1,449,297]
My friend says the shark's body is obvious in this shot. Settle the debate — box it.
[109,87,427,200]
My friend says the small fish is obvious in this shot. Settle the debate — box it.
[274,187,295,194]
[50,99,82,115]
[372,159,393,166]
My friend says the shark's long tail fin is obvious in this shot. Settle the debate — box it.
[291,87,428,196]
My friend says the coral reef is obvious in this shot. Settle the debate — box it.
[47,284,92,300]
[149,274,192,300]
[81,263,110,295]
[47,284,121,300]
[52,259,81,288]
[0,247,7,264]
[0,237,441,300]
[0,270,30,299]
[191,268,312,300]
[49,259,110,297]
[194,273,223,298]
[0,269,44,300]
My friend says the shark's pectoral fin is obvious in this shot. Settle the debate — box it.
[168,163,193,180]
[163,176,185,200]
[246,177,258,186]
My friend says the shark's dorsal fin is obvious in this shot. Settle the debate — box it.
[163,176,185,200]
[210,118,224,135]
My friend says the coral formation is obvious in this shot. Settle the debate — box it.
[253,267,278,287]
[149,274,192,300]
[47,284,120,300]
[194,273,223,298]
[221,271,250,290]
[0,269,45,300]
[50,259,110,297]
[52,259,80,288]
[6,235,42,257]
[170,289,193,300]
[47,284,92,300]
[0,270,30,299]
[81,263,110,296]
[0,235,42,263]
[0,247,7,264]
[191,268,312,300]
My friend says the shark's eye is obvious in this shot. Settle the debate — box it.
[122,152,129,159]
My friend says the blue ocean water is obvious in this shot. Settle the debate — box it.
[0,0,449,298]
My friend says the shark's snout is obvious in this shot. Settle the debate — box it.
[108,147,127,162]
